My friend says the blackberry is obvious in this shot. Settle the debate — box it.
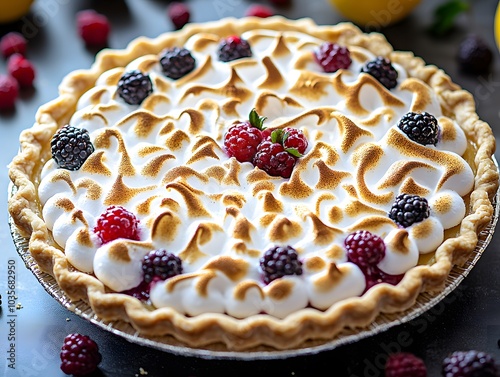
[314,42,352,73]
[51,125,94,170]
[142,249,183,283]
[398,111,439,145]
[442,350,498,377]
[159,47,196,80]
[344,230,386,269]
[60,333,102,376]
[385,352,427,377]
[389,193,430,228]
[260,245,303,284]
[361,56,398,90]
[457,34,493,74]
[218,36,252,62]
[117,69,153,105]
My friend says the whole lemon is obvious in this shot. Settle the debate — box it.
[0,0,35,24]
[495,1,500,52]
[329,0,421,28]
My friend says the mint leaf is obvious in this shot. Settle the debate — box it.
[429,0,469,36]
[285,148,303,158]
[249,108,267,131]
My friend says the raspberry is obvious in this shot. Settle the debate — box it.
[167,2,190,29]
[245,4,275,18]
[389,193,430,228]
[122,280,150,301]
[253,129,301,178]
[385,352,427,377]
[51,125,95,171]
[117,70,153,105]
[0,32,27,58]
[344,230,386,269]
[442,350,498,377]
[159,47,196,80]
[76,9,111,47]
[94,205,140,244]
[0,74,19,111]
[364,266,404,292]
[281,127,308,154]
[314,42,352,73]
[457,34,493,74]
[224,108,266,162]
[398,111,439,146]
[60,333,102,376]
[218,36,252,62]
[7,53,36,87]
[361,56,398,90]
[260,245,303,284]
[142,249,183,283]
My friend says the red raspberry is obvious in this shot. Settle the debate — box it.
[60,333,102,376]
[94,205,140,244]
[385,352,427,377]
[167,2,190,29]
[0,32,27,58]
[246,4,274,18]
[224,108,266,162]
[345,230,385,269]
[0,74,19,111]
[121,280,151,301]
[76,10,111,47]
[7,54,36,87]
[364,266,404,292]
[253,129,299,178]
[314,42,352,73]
[282,127,308,154]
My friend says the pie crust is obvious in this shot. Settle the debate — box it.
[8,16,498,351]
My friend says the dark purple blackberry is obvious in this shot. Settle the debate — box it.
[457,34,493,74]
[159,47,196,79]
[389,193,430,228]
[51,125,94,171]
[217,36,252,62]
[361,56,398,89]
[398,111,439,145]
[60,333,102,376]
[260,245,303,284]
[344,230,386,269]
[442,350,498,377]
[117,69,153,105]
[142,249,183,283]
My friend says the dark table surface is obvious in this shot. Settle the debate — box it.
[1,0,500,376]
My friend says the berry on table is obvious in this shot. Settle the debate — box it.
[0,32,27,58]
[269,0,290,5]
[245,4,275,18]
[7,53,36,87]
[398,111,439,146]
[117,70,153,105]
[260,245,303,284]
[218,35,252,62]
[0,74,19,111]
[442,350,498,377]
[314,42,352,73]
[159,47,196,80]
[385,352,427,377]
[223,108,267,163]
[167,2,190,29]
[457,34,493,74]
[344,230,386,269]
[51,125,95,171]
[389,193,430,228]
[361,56,398,90]
[60,333,102,376]
[94,205,140,244]
[76,9,111,47]
[142,249,183,283]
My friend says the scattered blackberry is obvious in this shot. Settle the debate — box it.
[457,34,493,74]
[94,205,140,244]
[260,245,303,284]
[117,69,153,105]
[398,111,439,146]
[51,125,94,171]
[442,350,498,377]
[159,47,196,80]
[361,56,398,90]
[224,108,266,162]
[389,193,430,228]
[344,230,386,269]
[60,333,102,376]
[314,42,352,73]
[142,249,183,283]
[218,36,252,62]
[385,352,427,377]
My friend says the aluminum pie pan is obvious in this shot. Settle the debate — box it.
[8,172,500,360]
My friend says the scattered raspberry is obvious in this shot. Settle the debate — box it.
[159,47,196,79]
[7,53,36,87]
[60,333,102,376]
[167,2,190,29]
[117,70,153,105]
[398,111,439,146]
[245,4,274,18]
[218,35,252,62]
[51,125,95,170]
[94,205,140,244]
[345,230,386,269]
[385,352,427,377]
[0,32,27,58]
[457,34,493,74]
[361,56,398,90]
[76,9,111,47]
[260,245,303,284]
[0,74,19,111]
[389,193,430,228]
[224,108,266,162]
[442,350,498,377]
[314,42,352,73]
[142,249,183,283]
[281,127,308,154]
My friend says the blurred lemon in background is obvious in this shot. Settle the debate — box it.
[495,1,500,51]
[329,0,421,28]
[0,0,34,24]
